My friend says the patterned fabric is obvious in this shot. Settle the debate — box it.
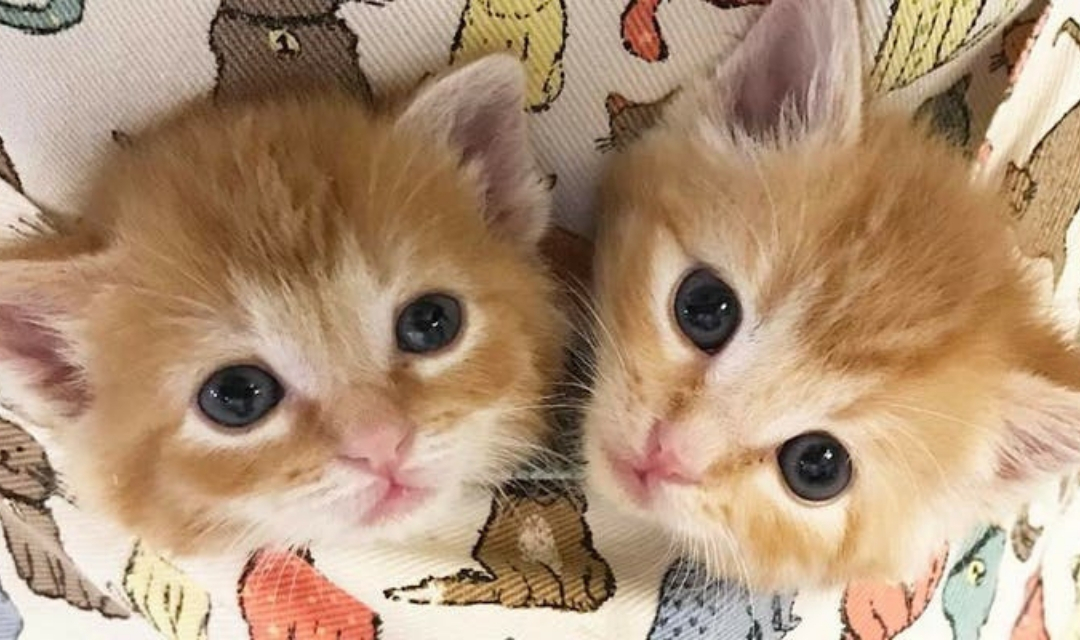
[0,0,1077,638]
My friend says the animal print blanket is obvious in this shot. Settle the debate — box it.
[0,0,1078,638]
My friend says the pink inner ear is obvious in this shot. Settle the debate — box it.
[451,96,528,229]
[997,418,1080,484]
[0,303,88,415]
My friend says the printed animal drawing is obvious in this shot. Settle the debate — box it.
[991,18,1038,75]
[596,89,680,153]
[645,557,800,640]
[942,526,1007,640]
[0,578,20,640]
[0,0,83,34]
[209,0,376,104]
[840,548,947,640]
[1010,504,1043,562]
[0,418,128,618]
[384,481,615,612]
[1010,571,1048,640]
[871,0,989,93]
[450,0,568,112]
[121,541,211,640]
[1062,19,1080,51]
[240,548,380,640]
[619,0,768,62]
[0,138,19,192]
[1003,20,1080,283]
[913,73,972,149]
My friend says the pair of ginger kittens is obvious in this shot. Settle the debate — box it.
[0,0,1077,592]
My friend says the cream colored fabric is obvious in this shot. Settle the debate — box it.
[0,0,1076,638]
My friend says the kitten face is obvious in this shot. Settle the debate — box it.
[0,56,565,554]
[584,0,1080,589]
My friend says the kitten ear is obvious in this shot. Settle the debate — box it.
[684,0,863,145]
[0,252,106,426]
[396,54,550,246]
[994,371,1080,488]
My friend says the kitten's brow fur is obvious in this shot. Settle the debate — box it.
[0,58,566,554]
[584,0,1080,590]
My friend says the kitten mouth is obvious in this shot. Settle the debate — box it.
[359,481,432,525]
[603,445,699,507]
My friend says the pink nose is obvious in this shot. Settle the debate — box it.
[339,423,415,477]
[614,420,699,500]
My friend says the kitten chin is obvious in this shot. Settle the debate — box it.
[584,0,1080,590]
[0,54,567,556]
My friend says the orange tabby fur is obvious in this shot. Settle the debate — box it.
[0,56,566,554]
[584,0,1080,589]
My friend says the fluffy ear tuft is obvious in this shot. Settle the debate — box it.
[683,0,863,145]
[0,257,104,426]
[994,371,1080,487]
[396,54,551,247]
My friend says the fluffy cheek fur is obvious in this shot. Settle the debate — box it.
[0,57,569,554]
[60,258,558,555]
[585,0,1080,590]
[584,282,1013,589]
[583,132,1063,589]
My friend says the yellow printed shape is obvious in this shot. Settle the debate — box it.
[871,0,985,92]
[450,0,568,112]
[122,541,211,640]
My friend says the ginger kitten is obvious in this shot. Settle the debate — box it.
[0,55,566,555]
[584,0,1080,589]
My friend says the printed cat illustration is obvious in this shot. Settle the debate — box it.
[1003,20,1080,283]
[0,418,128,618]
[1010,505,1043,562]
[619,0,768,62]
[595,89,680,153]
[914,74,972,149]
[0,579,19,640]
[1062,18,1080,49]
[942,526,1007,640]
[991,18,1039,75]
[1011,571,1048,640]
[0,0,83,34]
[210,0,375,104]
[646,557,800,640]
[450,0,567,112]
[121,541,211,640]
[384,481,614,612]
[0,138,19,192]
[240,548,380,640]
[871,0,989,92]
[839,548,947,640]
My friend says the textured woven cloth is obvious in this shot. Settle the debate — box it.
[2,0,1079,638]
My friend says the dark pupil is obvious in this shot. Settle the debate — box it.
[397,294,462,353]
[410,304,446,337]
[778,431,852,502]
[198,365,282,428]
[674,268,741,353]
[797,443,840,484]
[212,373,262,418]
[682,286,734,331]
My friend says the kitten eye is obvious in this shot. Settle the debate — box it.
[777,431,852,502]
[197,365,284,428]
[396,293,463,354]
[673,268,741,353]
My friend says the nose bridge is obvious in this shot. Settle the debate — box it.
[332,384,417,465]
[330,384,402,434]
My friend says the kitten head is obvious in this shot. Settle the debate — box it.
[0,55,565,554]
[584,0,1080,589]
